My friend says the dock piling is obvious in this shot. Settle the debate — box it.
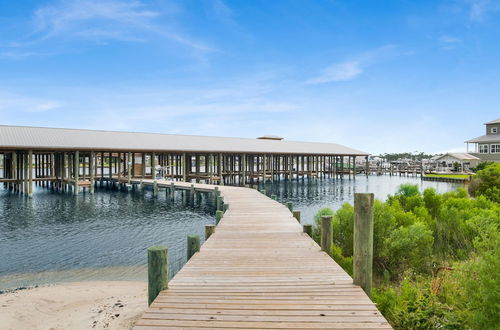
[205,225,216,240]
[292,210,301,223]
[187,235,200,261]
[215,210,224,224]
[147,246,168,306]
[303,224,312,237]
[320,215,332,253]
[353,193,374,297]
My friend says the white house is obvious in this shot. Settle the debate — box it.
[434,153,481,172]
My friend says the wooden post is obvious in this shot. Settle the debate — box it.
[10,151,16,190]
[365,156,369,177]
[127,152,132,184]
[90,151,95,194]
[218,153,223,185]
[292,210,301,223]
[320,215,332,253]
[151,152,156,179]
[153,180,158,197]
[223,203,229,212]
[147,246,168,306]
[205,225,216,240]
[286,202,293,212]
[28,150,33,197]
[303,224,312,238]
[182,153,187,182]
[215,210,224,224]
[74,150,79,195]
[353,193,374,297]
[187,235,200,261]
[216,196,223,211]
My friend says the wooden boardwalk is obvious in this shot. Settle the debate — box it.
[134,180,391,329]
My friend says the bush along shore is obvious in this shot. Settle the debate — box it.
[312,163,500,329]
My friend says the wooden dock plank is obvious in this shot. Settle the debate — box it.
[133,180,391,329]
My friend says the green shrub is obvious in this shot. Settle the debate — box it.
[331,203,354,256]
[423,187,442,219]
[382,221,434,276]
[310,182,499,329]
[469,163,500,202]
[373,278,463,329]
[330,244,353,275]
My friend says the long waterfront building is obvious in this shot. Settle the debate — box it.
[0,125,369,196]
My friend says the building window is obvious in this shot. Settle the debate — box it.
[479,144,488,153]
[491,144,500,153]
[492,127,498,134]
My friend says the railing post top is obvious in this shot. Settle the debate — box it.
[148,245,168,252]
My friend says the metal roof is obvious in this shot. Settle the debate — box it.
[435,153,481,161]
[0,125,369,156]
[465,134,500,143]
[485,118,500,124]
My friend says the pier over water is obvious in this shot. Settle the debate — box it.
[133,179,390,329]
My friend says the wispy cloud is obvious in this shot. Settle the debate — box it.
[8,0,212,51]
[305,61,362,84]
[205,0,234,25]
[465,0,500,21]
[0,92,63,113]
[304,45,403,85]
[439,35,462,50]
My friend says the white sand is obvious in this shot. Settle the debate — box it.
[0,281,147,330]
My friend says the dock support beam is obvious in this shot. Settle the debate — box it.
[147,246,168,306]
[353,193,374,297]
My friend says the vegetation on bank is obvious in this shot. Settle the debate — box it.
[424,173,471,179]
[312,163,500,329]
[376,152,434,162]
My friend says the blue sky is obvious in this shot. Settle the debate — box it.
[0,0,498,154]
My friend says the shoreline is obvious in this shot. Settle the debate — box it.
[0,280,147,330]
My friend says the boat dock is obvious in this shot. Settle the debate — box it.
[133,179,391,329]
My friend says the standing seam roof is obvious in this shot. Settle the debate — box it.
[0,125,369,156]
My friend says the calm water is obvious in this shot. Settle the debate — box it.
[0,176,460,291]
[0,186,215,290]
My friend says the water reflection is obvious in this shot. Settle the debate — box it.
[0,176,459,290]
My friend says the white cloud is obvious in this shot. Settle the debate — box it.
[0,92,63,113]
[439,35,462,50]
[10,0,212,51]
[304,45,402,85]
[439,35,462,44]
[305,61,362,84]
[466,0,500,21]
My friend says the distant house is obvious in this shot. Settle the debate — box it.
[466,118,500,163]
[434,153,480,172]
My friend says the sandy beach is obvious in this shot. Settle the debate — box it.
[0,281,147,330]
